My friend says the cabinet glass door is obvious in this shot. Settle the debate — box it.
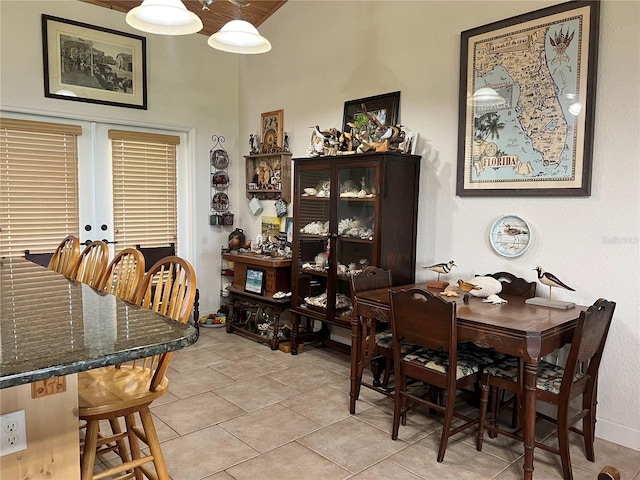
[335,163,378,321]
[295,165,332,315]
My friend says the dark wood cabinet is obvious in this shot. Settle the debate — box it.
[289,152,421,354]
[223,252,292,350]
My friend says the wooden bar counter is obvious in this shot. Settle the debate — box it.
[0,258,198,479]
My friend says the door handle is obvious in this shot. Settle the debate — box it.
[102,239,118,245]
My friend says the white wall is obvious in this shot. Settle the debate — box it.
[239,1,640,449]
[0,0,246,316]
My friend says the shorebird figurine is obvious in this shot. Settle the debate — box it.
[423,261,456,282]
[534,267,575,300]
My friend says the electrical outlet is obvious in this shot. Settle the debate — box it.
[1,410,27,456]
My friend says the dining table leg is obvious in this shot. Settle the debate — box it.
[350,314,361,414]
[522,334,542,480]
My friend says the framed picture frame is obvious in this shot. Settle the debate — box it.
[261,110,284,148]
[456,1,599,197]
[244,267,265,295]
[42,15,147,109]
[342,91,400,134]
[285,217,294,243]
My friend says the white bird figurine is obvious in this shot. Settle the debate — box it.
[534,267,575,300]
[423,261,456,281]
[458,276,507,304]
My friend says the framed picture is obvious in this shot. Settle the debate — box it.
[244,267,265,295]
[285,217,294,243]
[342,91,400,133]
[42,15,147,109]
[261,110,284,148]
[456,1,599,196]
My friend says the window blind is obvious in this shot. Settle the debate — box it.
[0,118,81,259]
[109,129,180,251]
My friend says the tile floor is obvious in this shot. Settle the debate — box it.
[96,327,640,480]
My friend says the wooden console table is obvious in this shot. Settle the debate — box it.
[223,252,292,349]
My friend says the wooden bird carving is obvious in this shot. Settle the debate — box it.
[534,267,575,300]
[423,261,456,281]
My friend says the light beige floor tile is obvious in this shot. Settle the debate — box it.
[210,354,287,381]
[202,471,236,480]
[226,441,350,480]
[214,375,300,411]
[151,391,245,435]
[160,425,259,480]
[298,416,409,474]
[219,403,321,453]
[267,364,347,392]
[350,459,426,480]
[150,389,179,407]
[281,384,372,426]
[539,429,640,479]
[169,345,228,372]
[151,413,180,443]
[208,339,271,360]
[494,449,594,480]
[184,332,224,349]
[389,432,511,480]
[355,404,443,444]
[255,347,319,367]
[165,365,235,399]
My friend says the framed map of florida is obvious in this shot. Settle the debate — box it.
[456,1,599,196]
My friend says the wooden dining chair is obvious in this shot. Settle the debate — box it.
[97,248,145,302]
[476,272,537,431]
[350,266,394,401]
[476,298,616,480]
[78,255,197,480]
[25,249,54,268]
[135,243,176,272]
[389,287,491,462]
[136,243,200,323]
[48,235,80,277]
[69,240,109,288]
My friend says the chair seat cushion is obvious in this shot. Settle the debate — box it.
[402,347,485,379]
[460,341,507,362]
[536,361,585,394]
[485,358,585,395]
[367,331,416,354]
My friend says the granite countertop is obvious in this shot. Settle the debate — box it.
[0,258,198,389]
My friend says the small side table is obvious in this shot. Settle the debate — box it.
[225,286,290,349]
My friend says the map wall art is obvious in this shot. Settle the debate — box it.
[456,1,599,196]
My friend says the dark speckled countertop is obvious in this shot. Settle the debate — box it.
[0,258,198,389]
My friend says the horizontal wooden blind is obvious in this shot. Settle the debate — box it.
[109,129,180,251]
[0,118,81,258]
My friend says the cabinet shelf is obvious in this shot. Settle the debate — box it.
[338,237,373,243]
[301,268,328,277]
[245,152,292,203]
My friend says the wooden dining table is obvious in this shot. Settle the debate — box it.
[352,283,586,480]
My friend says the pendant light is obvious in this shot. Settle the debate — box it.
[126,0,203,35]
[208,19,271,54]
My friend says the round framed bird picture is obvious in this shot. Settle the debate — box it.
[490,215,531,258]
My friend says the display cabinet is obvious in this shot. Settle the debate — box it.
[289,152,421,354]
[245,152,292,202]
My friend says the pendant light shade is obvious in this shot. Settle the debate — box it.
[468,87,506,108]
[126,0,203,35]
[208,19,271,54]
